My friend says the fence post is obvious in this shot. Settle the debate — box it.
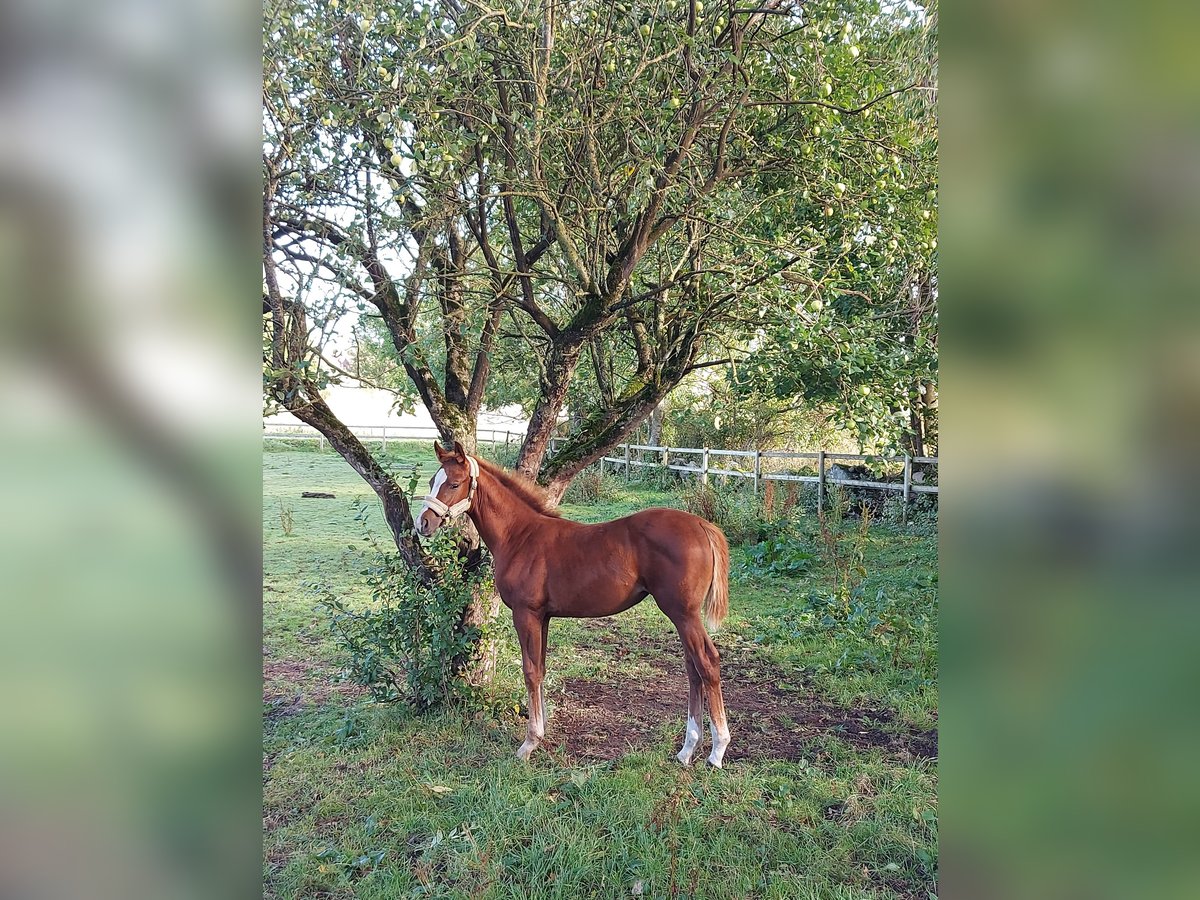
[701,448,710,487]
[318,435,325,453]
[624,442,631,481]
[661,446,669,473]
[817,449,825,512]
[903,453,912,524]
[753,449,762,494]
[382,426,388,453]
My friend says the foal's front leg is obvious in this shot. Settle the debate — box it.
[513,609,547,761]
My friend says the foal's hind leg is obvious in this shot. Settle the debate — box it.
[678,618,731,767]
[676,653,704,766]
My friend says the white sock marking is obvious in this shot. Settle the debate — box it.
[707,720,731,768]
[677,715,702,765]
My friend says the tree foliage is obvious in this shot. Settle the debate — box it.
[264,0,938,493]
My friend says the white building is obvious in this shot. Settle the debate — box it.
[265,385,531,439]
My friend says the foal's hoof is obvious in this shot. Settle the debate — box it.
[676,748,696,766]
[515,740,538,762]
[706,748,728,768]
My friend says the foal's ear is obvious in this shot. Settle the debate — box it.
[434,442,450,462]
[452,440,467,460]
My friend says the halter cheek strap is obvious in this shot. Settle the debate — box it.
[422,456,479,520]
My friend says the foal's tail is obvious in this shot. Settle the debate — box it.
[701,521,730,631]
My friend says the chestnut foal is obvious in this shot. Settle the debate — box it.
[416,442,732,767]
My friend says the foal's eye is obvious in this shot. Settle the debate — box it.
[450,483,461,489]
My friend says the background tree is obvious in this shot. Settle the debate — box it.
[263,0,937,681]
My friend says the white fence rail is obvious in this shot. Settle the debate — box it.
[263,423,938,503]
[263,423,524,453]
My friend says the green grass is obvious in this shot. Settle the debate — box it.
[264,446,938,899]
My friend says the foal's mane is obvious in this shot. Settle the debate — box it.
[476,456,562,517]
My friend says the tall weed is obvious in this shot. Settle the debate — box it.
[680,481,766,545]
[562,467,622,504]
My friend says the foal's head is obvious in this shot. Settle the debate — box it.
[416,441,477,537]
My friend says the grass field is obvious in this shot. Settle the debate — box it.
[263,443,938,899]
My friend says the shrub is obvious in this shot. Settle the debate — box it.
[879,492,939,531]
[562,467,622,504]
[631,461,681,491]
[740,525,815,577]
[317,527,494,710]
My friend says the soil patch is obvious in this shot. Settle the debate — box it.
[263,657,365,720]
[545,644,936,764]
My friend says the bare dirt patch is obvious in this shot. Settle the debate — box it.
[263,657,365,720]
[545,639,936,764]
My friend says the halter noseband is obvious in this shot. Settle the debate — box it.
[421,455,480,521]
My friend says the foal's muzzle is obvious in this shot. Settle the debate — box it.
[415,509,444,537]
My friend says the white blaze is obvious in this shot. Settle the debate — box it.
[421,468,447,518]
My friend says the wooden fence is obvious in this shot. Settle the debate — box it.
[576,440,937,505]
[265,423,938,503]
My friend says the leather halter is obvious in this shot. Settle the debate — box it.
[422,456,479,520]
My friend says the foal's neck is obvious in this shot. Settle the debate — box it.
[467,470,547,559]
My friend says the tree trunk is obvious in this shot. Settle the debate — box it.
[906,407,926,458]
[458,587,503,685]
[542,389,665,502]
[515,339,586,479]
[648,401,664,446]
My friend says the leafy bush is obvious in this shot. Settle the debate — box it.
[880,492,939,531]
[740,528,815,577]
[317,527,493,710]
